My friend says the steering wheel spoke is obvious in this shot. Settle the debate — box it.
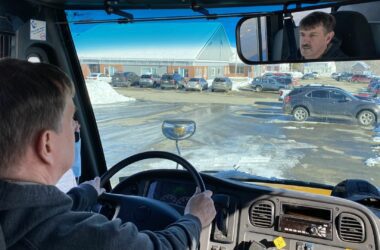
[98,192,181,230]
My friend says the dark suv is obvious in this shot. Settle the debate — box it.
[283,85,380,126]
[160,74,186,89]
[251,76,292,92]
[335,72,353,81]
[111,72,140,87]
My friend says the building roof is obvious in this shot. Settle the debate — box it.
[75,22,233,62]
[352,61,370,69]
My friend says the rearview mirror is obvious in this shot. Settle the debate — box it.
[237,1,380,64]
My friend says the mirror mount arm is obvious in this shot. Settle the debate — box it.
[175,140,181,169]
[191,2,217,20]
[281,2,298,60]
[104,0,134,22]
[282,1,304,12]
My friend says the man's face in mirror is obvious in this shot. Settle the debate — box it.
[300,24,334,59]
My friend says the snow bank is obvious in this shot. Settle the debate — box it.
[85,80,135,105]
[366,157,380,167]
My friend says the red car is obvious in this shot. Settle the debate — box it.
[350,74,372,83]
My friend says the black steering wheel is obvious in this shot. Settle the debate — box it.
[98,151,205,231]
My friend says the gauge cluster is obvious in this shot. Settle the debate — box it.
[147,180,196,207]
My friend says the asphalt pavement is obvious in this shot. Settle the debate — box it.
[93,86,380,187]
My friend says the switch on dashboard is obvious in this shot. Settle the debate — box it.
[296,242,314,250]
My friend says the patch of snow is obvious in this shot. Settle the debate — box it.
[301,127,314,130]
[283,126,315,130]
[231,77,251,91]
[366,157,380,167]
[85,80,135,105]
[283,126,298,130]
[373,137,380,143]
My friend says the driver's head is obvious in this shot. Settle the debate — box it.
[0,58,75,183]
[299,11,336,59]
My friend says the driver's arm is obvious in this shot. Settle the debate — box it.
[67,177,104,211]
[51,189,214,249]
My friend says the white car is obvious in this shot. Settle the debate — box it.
[86,73,111,83]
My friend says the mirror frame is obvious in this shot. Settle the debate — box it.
[236,0,380,65]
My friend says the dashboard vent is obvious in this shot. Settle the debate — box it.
[338,213,365,243]
[249,200,275,228]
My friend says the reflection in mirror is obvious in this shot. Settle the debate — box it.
[237,0,380,64]
[27,55,41,63]
[162,119,196,141]
[239,17,268,62]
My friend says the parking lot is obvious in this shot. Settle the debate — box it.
[90,77,380,186]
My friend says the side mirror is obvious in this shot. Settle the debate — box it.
[162,120,196,169]
[162,119,196,141]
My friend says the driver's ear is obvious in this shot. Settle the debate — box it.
[36,130,54,165]
[326,31,334,44]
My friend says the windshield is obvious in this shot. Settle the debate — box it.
[68,8,380,188]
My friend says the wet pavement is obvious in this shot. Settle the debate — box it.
[92,91,380,187]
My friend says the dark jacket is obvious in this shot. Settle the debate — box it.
[0,180,201,250]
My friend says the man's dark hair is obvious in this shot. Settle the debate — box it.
[0,58,74,171]
[300,11,336,34]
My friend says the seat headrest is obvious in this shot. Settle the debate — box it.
[332,11,376,57]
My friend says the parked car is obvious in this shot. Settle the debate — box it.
[283,85,380,126]
[335,72,353,81]
[331,72,339,79]
[211,77,233,92]
[368,77,380,90]
[301,73,317,80]
[185,78,208,91]
[290,71,303,79]
[111,72,140,87]
[369,83,380,97]
[160,73,186,89]
[252,76,292,92]
[262,72,291,78]
[139,74,161,88]
[350,74,372,83]
[86,73,111,82]
[311,72,319,78]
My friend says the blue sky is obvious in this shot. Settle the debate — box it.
[66,6,286,47]
[66,3,327,53]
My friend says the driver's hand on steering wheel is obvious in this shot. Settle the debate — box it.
[184,188,216,228]
[82,177,106,196]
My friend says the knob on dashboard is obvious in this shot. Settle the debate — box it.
[308,226,318,235]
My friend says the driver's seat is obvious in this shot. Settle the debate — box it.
[0,225,5,249]
[332,11,376,57]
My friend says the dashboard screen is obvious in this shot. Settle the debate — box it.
[147,180,196,207]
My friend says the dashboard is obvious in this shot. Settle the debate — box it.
[111,169,380,250]
[146,180,195,207]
